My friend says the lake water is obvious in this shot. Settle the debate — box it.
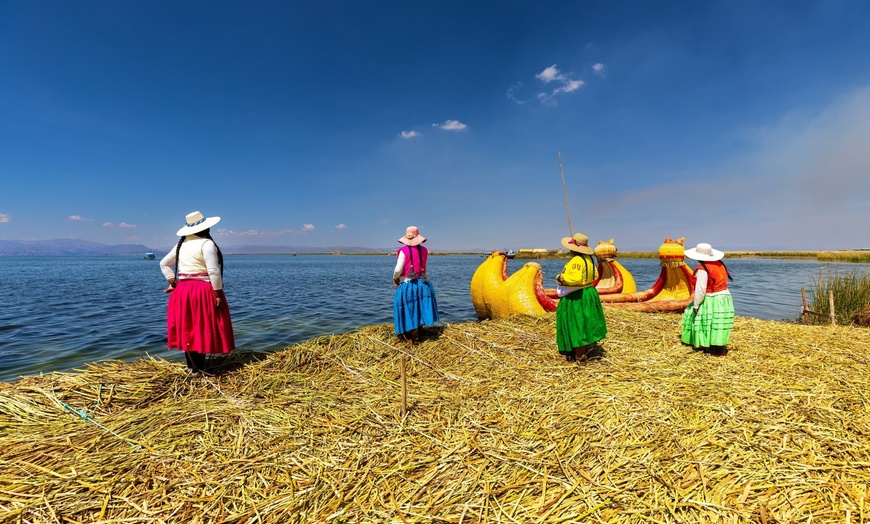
[1,254,867,382]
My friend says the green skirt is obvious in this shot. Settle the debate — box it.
[556,287,607,354]
[681,293,734,348]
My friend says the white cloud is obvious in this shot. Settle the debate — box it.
[218,224,318,237]
[0,213,10,223]
[556,79,584,94]
[401,130,420,139]
[533,64,586,106]
[219,229,271,237]
[102,222,114,227]
[335,224,347,230]
[506,82,526,104]
[118,222,137,228]
[68,215,92,222]
[433,120,468,131]
[592,63,606,76]
[536,65,564,83]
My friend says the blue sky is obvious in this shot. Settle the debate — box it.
[2,1,869,252]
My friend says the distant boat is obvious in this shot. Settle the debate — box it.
[144,252,156,260]
[506,249,516,259]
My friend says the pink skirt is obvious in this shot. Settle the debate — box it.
[167,280,235,354]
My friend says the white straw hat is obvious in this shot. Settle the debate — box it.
[176,211,221,236]
[684,242,724,261]
[560,232,594,255]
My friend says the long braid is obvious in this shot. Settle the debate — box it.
[721,261,734,281]
[200,229,224,277]
[173,237,185,280]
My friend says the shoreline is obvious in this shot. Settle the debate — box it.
[2,310,869,521]
[259,250,870,263]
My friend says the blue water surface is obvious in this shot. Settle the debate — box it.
[0,254,866,382]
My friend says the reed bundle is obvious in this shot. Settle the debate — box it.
[2,309,870,523]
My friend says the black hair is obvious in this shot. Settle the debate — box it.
[173,237,184,280]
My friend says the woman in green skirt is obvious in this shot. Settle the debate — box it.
[555,233,608,362]
[681,242,734,356]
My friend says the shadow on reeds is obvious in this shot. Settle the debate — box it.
[586,343,607,360]
[202,349,273,376]
[420,325,445,342]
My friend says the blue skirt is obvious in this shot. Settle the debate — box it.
[394,279,439,334]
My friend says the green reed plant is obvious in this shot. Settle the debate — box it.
[816,251,870,263]
[807,266,870,326]
[616,251,658,259]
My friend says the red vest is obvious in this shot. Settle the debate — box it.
[692,261,729,293]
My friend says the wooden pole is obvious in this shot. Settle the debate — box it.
[557,151,573,237]
[399,354,407,417]
[801,287,808,323]
[828,291,836,325]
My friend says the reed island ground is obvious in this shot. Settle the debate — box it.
[1,308,869,523]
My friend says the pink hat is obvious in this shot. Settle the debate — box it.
[398,226,426,246]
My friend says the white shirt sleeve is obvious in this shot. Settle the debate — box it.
[693,269,708,309]
[393,250,405,279]
[202,240,223,290]
[160,249,176,281]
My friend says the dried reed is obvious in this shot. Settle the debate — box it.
[1,308,869,523]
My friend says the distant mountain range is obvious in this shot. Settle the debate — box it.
[0,239,153,256]
[0,239,392,256]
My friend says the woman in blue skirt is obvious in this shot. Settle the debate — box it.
[392,226,439,344]
[555,232,608,361]
[681,242,735,356]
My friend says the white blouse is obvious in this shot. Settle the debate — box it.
[160,236,223,290]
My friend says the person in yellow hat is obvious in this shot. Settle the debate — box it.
[555,232,607,361]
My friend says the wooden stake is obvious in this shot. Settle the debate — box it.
[829,291,836,325]
[801,287,808,323]
[399,354,407,417]
[557,151,573,237]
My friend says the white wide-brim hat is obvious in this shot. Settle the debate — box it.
[176,210,221,236]
[684,242,724,261]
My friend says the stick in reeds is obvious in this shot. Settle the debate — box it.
[400,354,407,417]
[557,150,573,237]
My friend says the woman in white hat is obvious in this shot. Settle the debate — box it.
[160,211,235,376]
[680,242,734,356]
[555,232,608,362]
[392,226,439,344]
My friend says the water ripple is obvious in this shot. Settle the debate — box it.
[0,255,866,382]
